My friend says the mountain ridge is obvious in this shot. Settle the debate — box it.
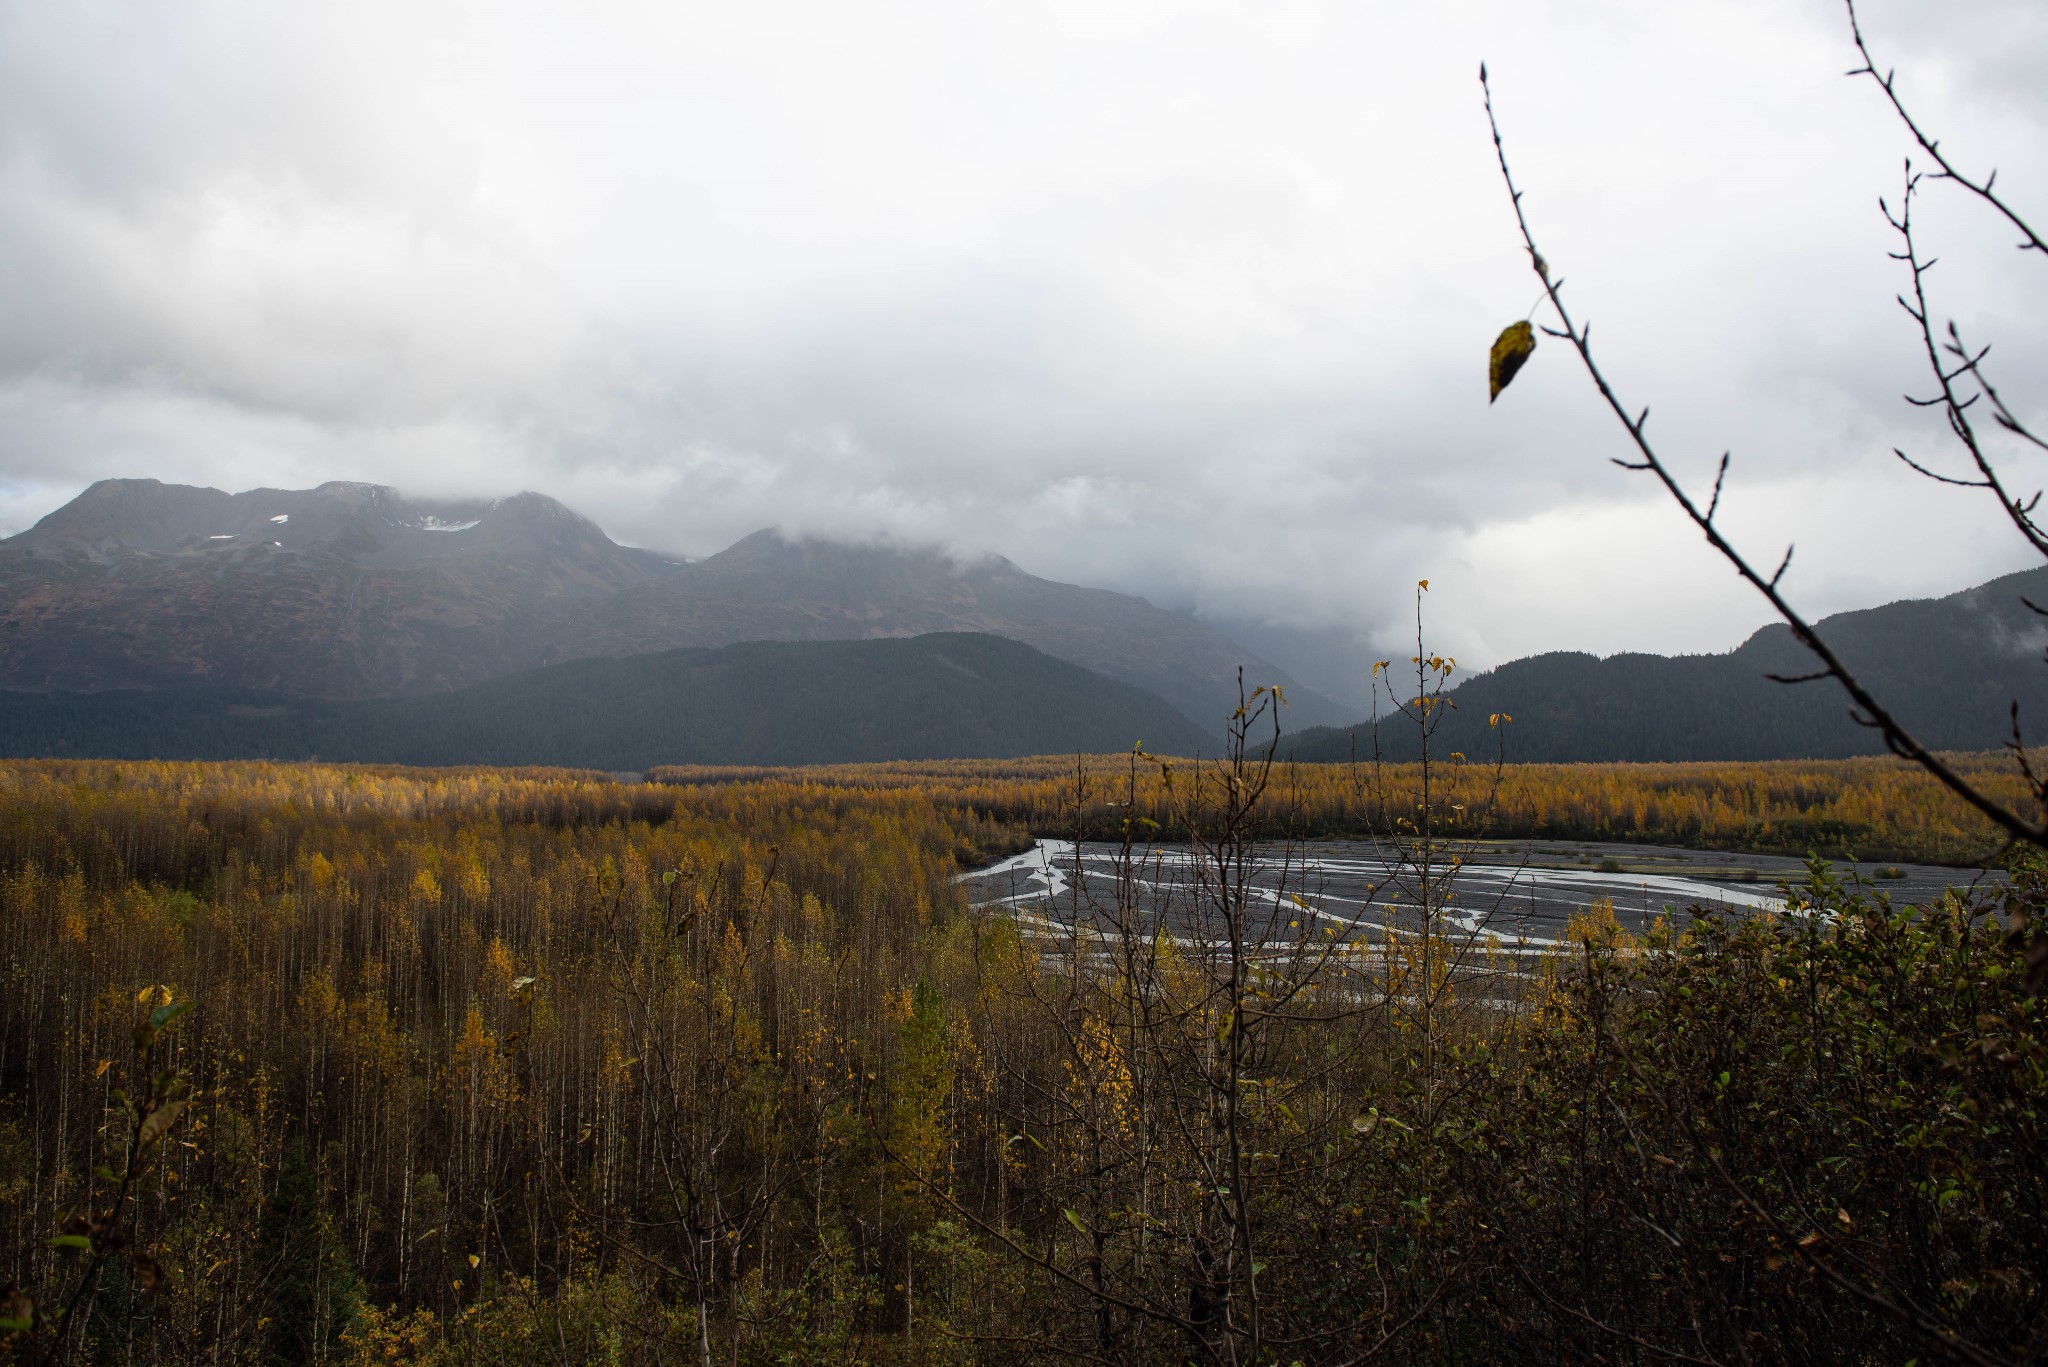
[0,631,1219,769]
[1280,564,2048,763]
[0,478,1350,731]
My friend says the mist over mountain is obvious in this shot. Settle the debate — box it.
[1281,566,2048,763]
[17,479,2034,768]
[0,479,1349,733]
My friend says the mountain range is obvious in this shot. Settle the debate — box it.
[1282,565,2048,763]
[0,478,1348,734]
[7,478,2040,770]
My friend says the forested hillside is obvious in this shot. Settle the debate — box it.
[0,633,1217,768]
[1283,565,2048,763]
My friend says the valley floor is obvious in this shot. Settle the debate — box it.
[963,836,1999,945]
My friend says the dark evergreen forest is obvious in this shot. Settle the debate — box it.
[1286,566,2048,763]
[0,633,1216,769]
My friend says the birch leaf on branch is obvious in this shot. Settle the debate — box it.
[1489,320,1536,402]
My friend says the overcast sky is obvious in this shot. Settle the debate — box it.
[3,0,2046,692]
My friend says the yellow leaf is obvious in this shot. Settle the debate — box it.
[1489,320,1536,402]
[136,1097,187,1151]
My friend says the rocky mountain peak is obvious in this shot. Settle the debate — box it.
[3,479,633,569]
[0,478,1347,728]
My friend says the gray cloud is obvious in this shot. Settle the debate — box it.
[2,0,2045,680]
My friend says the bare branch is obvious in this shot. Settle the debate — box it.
[1888,170,2048,557]
[1479,66,2048,849]
[1846,0,2047,256]
[1892,446,1990,488]
[1769,544,1795,589]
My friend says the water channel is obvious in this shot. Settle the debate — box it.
[960,837,1999,948]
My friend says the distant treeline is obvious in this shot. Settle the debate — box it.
[0,632,1215,769]
[651,749,2035,865]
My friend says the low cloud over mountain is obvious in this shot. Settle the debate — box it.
[0,478,1349,735]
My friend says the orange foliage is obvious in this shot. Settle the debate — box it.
[652,749,2034,864]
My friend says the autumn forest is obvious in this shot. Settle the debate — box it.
[1,745,2042,1365]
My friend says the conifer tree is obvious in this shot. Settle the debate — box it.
[256,1141,358,1367]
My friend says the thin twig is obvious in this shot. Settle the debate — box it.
[1479,66,2048,850]
[1845,0,2046,256]
[1885,171,2048,557]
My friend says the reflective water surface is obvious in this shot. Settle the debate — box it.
[960,838,1998,947]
